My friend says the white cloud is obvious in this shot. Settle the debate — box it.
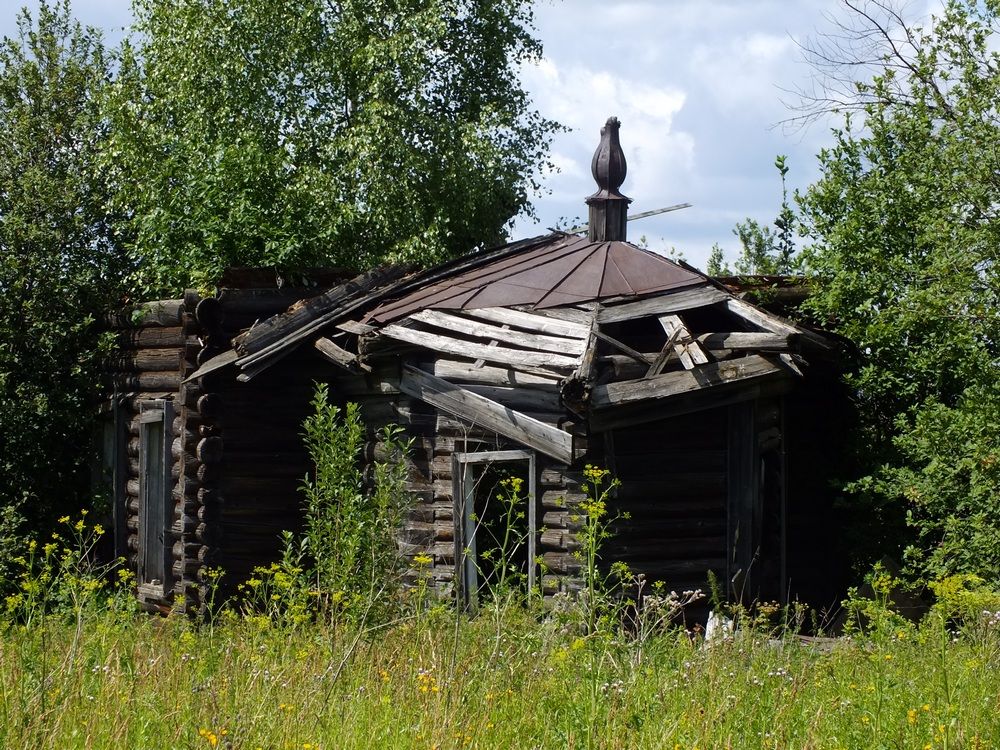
[521,56,695,210]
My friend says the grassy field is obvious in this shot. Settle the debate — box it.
[2,598,999,750]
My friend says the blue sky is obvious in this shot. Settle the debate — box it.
[1,0,939,269]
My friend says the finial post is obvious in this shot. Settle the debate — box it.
[586,117,631,241]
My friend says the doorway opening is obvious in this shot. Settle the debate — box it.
[452,450,538,610]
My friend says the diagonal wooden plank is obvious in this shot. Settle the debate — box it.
[459,306,589,339]
[592,354,790,409]
[597,285,728,324]
[399,365,573,464]
[658,314,709,370]
[408,310,586,355]
[377,324,580,369]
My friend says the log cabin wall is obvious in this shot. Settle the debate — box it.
[193,286,344,605]
[107,295,201,612]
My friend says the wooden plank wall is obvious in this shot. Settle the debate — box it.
[602,408,729,604]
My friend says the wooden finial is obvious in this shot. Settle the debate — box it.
[586,117,631,241]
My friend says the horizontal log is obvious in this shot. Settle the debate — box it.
[592,354,788,409]
[542,552,583,575]
[458,384,563,413]
[697,331,797,351]
[106,348,187,373]
[113,372,182,391]
[115,327,189,349]
[196,437,224,464]
[540,528,581,552]
[106,299,184,329]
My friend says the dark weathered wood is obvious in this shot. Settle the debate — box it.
[458,384,562,412]
[314,336,363,372]
[727,401,757,600]
[597,285,728,324]
[646,325,683,377]
[113,372,183,391]
[590,376,792,432]
[106,348,185,372]
[398,365,573,464]
[195,297,224,330]
[183,349,239,382]
[196,437,224,464]
[591,330,652,366]
[236,265,413,366]
[378,325,579,369]
[592,354,788,409]
[115,327,188,349]
[106,299,184,328]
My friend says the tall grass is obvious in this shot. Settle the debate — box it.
[2,597,999,749]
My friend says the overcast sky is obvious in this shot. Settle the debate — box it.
[1,0,939,269]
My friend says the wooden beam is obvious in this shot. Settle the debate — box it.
[697,332,796,350]
[590,377,793,432]
[399,365,573,464]
[658,314,709,370]
[314,337,369,373]
[597,285,728,324]
[592,330,652,367]
[459,307,589,339]
[407,309,586,356]
[427,359,562,386]
[335,320,375,336]
[182,349,238,383]
[723,297,799,334]
[377,324,580,369]
[645,326,683,377]
[592,354,788,409]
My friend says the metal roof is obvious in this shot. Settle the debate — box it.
[367,233,707,323]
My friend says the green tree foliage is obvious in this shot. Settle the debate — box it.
[0,2,129,547]
[797,1,1000,581]
[707,156,797,276]
[106,0,558,295]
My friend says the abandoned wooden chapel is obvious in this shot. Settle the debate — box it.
[104,117,850,616]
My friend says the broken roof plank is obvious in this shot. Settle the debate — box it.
[696,331,797,350]
[597,285,729,324]
[377,324,580,369]
[182,348,239,383]
[239,265,410,355]
[407,309,587,356]
[399,365,573,464]
[723,297,799,334]
[314,337,367,373]
[428,359,563,386]
[724,297,833,351]
[460,306,589,339]
[592,354,791,409]
[658,314,709,370]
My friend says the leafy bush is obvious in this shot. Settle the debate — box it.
[241,385,412,626]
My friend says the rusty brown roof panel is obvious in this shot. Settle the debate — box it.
[368,234,707,322]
